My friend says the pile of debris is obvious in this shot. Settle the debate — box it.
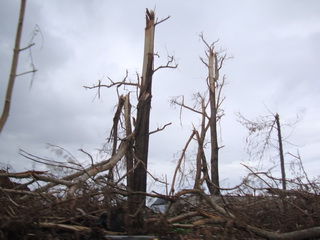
[1,168,320,240]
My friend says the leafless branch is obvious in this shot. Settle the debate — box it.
[16,69,37,77]
[288,150,317,194]
[155,15,171,26]
[171,95,208,118]
[149,122,172,135]
[154,55,178,72]
[19,149,81,171]
[84,70,139,99]
[170,130,196,196]
[19,42,35,51]
[78,149,94,166]
[199,32,219,51]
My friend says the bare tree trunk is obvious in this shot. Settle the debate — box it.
[0,0,27,133]
[208,48,220,195]
[275,113,286,190]
[124,94,134,191]
[108,96,125,181]
[194,98,206,190]
[194,130,202,190]
[193,96,215,194]
[194,127,215,195]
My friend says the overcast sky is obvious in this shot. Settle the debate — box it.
[1,0,319,192]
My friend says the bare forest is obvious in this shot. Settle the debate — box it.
[1,4,320,240]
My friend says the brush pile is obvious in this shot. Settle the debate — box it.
[1,165,320,240]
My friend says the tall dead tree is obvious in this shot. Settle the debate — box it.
[130,9,175,207]
[201,35,226,195]
[131,9,155,207]
[275,113,286,190]
[171,34,227,195]
[238,112,294,190]
[84,9,175,212]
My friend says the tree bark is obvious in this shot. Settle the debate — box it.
[193,95,215,194]
[124,94,134,191]
[194,98,206,190]
[126,9,155,233]
[0,0,27,133]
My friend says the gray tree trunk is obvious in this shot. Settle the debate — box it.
[275,113,286,190]
[208,49,220,195]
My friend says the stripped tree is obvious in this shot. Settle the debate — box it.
[200,34,227,195]
[131,9,155,208]
[171,34,227,195]
[237,111,300,190]
[84,9,176,228]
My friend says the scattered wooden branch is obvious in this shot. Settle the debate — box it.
[149,122,172,135]
[167,211,199,224]
[66,133,134,197]
[0,188,38,196]
[245,225,320,240]
[169,130,196,196]
[39,222,91,232]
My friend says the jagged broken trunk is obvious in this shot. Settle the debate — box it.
[208,48,220,195]
[127,10,155,228]
[133,9,155,204]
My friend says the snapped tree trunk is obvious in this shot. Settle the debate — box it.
[193,98,206,190]
[132,9,155,206]
[0,0,27,133]
[126,9,155,234]
[275,113,286,190]
[208,49,220,195]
